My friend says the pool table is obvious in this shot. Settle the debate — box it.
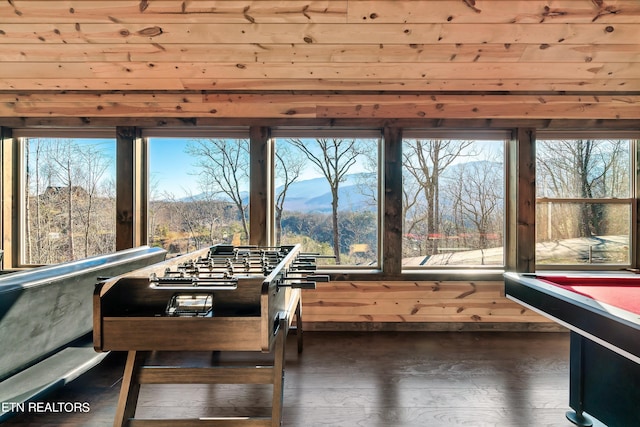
[504,272,640,427]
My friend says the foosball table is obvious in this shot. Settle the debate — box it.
[93,244,327,427]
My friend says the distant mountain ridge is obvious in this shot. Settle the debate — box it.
[276,172,377,213]
[172,172,377,213]
[173,160,502,213]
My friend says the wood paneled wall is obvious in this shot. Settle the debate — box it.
[302,280,549,327]
[1,1,639,93]
[0,1,639,120]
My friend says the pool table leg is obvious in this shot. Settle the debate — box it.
[566,332,593,427]
[565,411,593,427]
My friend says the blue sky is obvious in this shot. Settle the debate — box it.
[32,137,205,199]
[149,138,203,199]
[27,136,506,200]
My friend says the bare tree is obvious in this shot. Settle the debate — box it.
[274,145,305,245]
[186,139,250,242]
[402,172,427,257]
[25,138,115,263]
[403,139,475,255]
[354,145,379,208]
[147,174,162,249]
[537,139,628,238]
[445,159,503,264]
[92,176,116,255]
[166,195,203,253]
[159,190,228,253]
[287,138,363,264]
[76,145,111,258]
[46,139,80,260]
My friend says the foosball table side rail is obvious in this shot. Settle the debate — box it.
[260,244,307,352]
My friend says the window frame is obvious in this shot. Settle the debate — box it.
[400,129,511,271]
[1,124,636,278]
[535,131,639,271]
[142,127,252,252]
[13,128,117,267]
[270,128,384,272]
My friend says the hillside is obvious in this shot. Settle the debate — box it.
[276,172,377,213]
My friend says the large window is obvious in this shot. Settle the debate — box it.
[536,135,634,266]
[146,130,250,256]
[402,131,507,268]
[11,125,638,274]
[273,131,380,267]
[18,130,117,265]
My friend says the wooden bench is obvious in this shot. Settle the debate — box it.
[0,246,167,422]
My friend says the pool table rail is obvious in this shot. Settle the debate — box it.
[504,272,640,427]
[504,272,640,363]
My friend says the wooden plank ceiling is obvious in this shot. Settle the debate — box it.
[0,0,639,120]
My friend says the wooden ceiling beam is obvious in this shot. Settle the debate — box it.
[1,116,638,131]
[0,93,637,119]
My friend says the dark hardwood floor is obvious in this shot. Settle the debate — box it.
[2,331,605,427]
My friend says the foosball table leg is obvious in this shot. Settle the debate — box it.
[271,318,287,426]
[110,325,289,427]
[295,298,304,354]
[113,351,147,427]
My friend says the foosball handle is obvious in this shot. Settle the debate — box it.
[278,281,316,290]
[305,274,330,282]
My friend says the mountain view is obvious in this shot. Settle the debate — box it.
[276,172,376,213]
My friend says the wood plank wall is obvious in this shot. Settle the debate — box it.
[2,1,639,329]
[0,1,639,93]
[301,280,552,329]
[0,1,639,119]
